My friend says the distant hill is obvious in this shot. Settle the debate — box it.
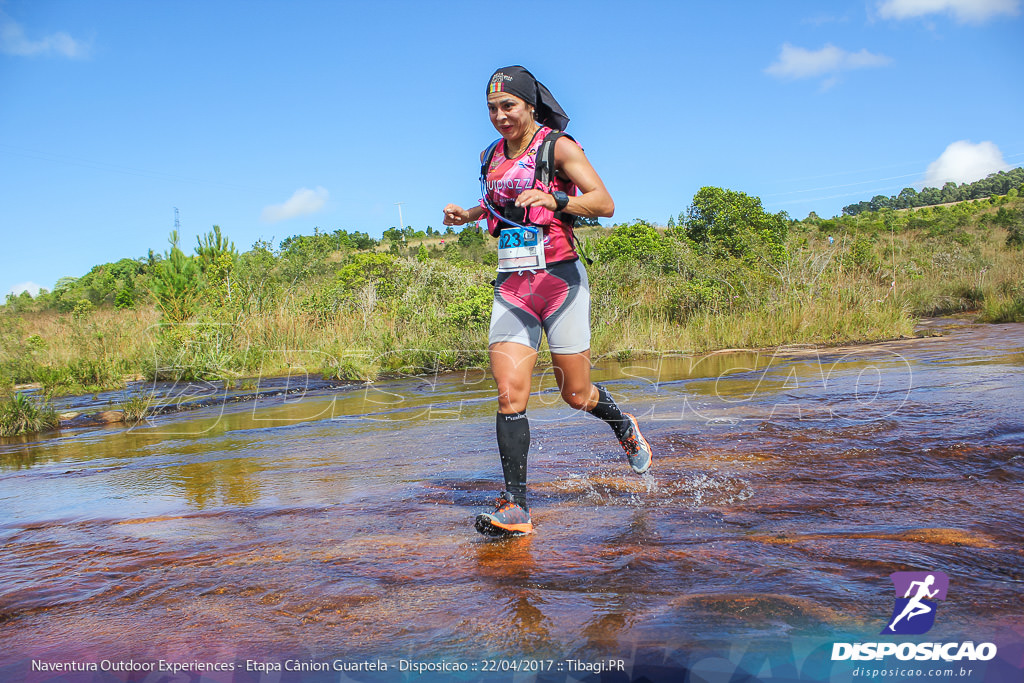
[842,167,1024,216]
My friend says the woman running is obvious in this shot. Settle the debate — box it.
[443,65,653,537]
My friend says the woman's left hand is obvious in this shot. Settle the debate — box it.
[514,189,556,211]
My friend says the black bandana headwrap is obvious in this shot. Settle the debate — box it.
[487,65,570,131]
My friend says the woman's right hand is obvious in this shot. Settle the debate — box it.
[443,204,470,226]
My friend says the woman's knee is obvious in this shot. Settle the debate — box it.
[495,376,531,413]
[560,383,595,411]
[491,343,537,414]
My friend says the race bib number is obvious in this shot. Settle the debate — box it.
[497,227,546,272]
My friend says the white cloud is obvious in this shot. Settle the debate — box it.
[0,10,90,58]
[924,140,1010,187]
[260,186,329,223]
[7,281,43,297]
[765,43,891,81]
[877,0,1020,23]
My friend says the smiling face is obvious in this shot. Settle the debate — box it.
[487,92,536,143]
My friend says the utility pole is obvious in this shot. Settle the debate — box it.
[174,207,180,232]
[395,202,405,230]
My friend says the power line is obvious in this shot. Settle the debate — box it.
[766,151,1024,209]
[761,171,924,198]
[0,143,275,194]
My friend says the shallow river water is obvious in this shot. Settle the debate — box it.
[1,320,1022,682]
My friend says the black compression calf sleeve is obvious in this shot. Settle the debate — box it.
[496,411,530,508]
[588,384,630,440]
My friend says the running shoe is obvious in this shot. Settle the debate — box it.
[475,492,533,537]
[620,412,653,474]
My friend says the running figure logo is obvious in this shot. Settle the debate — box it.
[882,571,949,635]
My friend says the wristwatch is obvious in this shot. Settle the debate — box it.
[551,190,570,212]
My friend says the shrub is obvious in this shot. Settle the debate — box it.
[114,288,135,309]
[594,220,667,262]
[300,252,407,321]
[72,299,95,318]
[666,279,726,321]
[445,285,494,328]
[993,207,1024,248]
[0,392,58,436]
[118,393,154,424]
[847,234,880,271]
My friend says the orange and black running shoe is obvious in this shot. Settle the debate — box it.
[475,492,533,537]
[620,412,653,474]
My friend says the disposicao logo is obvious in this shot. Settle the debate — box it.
[831,570,998,663]
[882,570,948,635]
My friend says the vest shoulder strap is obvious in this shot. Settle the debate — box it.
[480,138,502,181]
[535,130,579,230]
[535,130,575,187]
[537,131,593,264]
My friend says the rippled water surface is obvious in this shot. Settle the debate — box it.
[1,321,1023,680]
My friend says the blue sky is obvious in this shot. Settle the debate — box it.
[2,0,1023,297]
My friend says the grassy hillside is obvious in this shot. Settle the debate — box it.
[2,188,1022,434]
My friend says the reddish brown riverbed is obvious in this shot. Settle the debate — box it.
[1,320,1022,682]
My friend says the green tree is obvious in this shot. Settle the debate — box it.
[842,167,1024,215]
[279,230,334,283]
[195,225,238,304]
[684,186,788,261]
[196,225,237,266]
[150,231,200,322]
[235,240,280,314]
[349,231,378,250]
[458,222,485,248]
[869,194,892,212]
[3,291,33,313]
[940,181,963,203]
[48,258,146,309]
[896,187,919,209]
[383,227,406,244]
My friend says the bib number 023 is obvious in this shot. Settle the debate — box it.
[497,227,546,272]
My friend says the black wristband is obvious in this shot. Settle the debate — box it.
[552,190,570,212]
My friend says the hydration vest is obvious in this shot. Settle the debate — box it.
[479,129,577,233]
[480,129,593,265]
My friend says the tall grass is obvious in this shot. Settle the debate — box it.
[0,307,158,394]
[117,392,155,425]
[0,392,58,437]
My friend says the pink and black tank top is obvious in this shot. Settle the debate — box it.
[481,126,579,265]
